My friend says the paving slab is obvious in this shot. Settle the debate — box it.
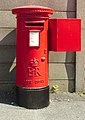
[0,92,85,120]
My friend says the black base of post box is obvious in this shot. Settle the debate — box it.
[16,86,49,109]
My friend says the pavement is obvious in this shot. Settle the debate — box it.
[0,92,85,120]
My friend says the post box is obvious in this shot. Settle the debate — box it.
[12,6,54,109]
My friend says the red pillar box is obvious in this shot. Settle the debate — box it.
[49,19,81,51]
[12,6,54,109]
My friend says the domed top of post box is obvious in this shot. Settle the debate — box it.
[12,5,54,15]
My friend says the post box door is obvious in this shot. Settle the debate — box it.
[16,21,48,88]
[48,19,81,52]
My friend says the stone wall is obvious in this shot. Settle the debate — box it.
[0,0,80,101]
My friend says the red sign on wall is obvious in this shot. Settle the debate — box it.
[49,19,81,52]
